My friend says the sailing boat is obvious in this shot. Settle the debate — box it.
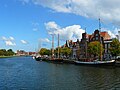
[48,34,63,62]
[33,50,42,61]
[33,40,42,61]
[74,19,115,66]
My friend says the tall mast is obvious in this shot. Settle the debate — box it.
[85,28,87,59]
[58,34,60,59]
[85,27,87,33]
[38,40,41,52]
[99,18,102,61]
[52,34,54,59]
[99,18,101,32]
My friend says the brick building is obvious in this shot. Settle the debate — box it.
[80,30,112,60]
[64,29,112,60]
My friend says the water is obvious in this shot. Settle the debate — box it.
[0,56,120,90]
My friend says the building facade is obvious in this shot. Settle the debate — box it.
[64,29,112,60]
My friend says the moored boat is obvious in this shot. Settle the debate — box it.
[33,55,42,61]
[74,60,115,66]
[44,58,63,63]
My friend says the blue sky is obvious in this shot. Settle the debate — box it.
[0,0,120,52]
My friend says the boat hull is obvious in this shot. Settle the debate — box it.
[34,56,42,61]
[43,58,63,63]
[74,60,115,66]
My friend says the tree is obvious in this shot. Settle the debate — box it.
[7,49,15,56]
[61,47,72,58]
[54,47,62,57]
[109,38,120,59]
[0,49,15,56]
[88,41,104,59]
[39,48,51,56]
[0,49,7,56]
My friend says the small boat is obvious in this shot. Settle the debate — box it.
[33,55,42,61]
[74,60,115,66]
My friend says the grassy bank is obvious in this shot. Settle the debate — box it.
[0,56,16,58]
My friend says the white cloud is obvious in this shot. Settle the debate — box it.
[1,36,16,46]
[107,30,116,38]
[101,28,119,38]
[9,36,14,41]
[20,0,30,5]
[2,36,14,41]
[40,38,51,43]
[32,0,71,13]
[45,21,60,34]
[2,36,7,41]
[19,0,120,39]
[33,28,39,31]
[23,0,120,25]
[21,40,28,44]
[45,21,120,40]
[32,22,40,31]
[113,28,120,36]
[45,21,85,41]
[5,41,16,46]
[32,22,39,26]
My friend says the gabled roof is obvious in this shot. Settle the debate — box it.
[86,34,91,38]
[84,30,111,41]
[88,34,94,41]
[100,32,107,37]
[100,32,111,40]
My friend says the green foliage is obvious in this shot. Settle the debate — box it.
[88,41,104,58]
[61,47,72,57]
[109,38,120,57]
[0,49,15,56]
[39,48,51,56]
[54,47,72,57]
[7,49,15,56]
[54,47,62,54]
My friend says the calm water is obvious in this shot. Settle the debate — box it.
[0,56,120,90]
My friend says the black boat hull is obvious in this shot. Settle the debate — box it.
[35,57,42,61]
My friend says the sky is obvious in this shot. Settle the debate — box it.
[0,0,120,52]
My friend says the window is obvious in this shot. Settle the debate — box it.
[96,34,98,36]
[108,44,110,48]
[105,49,107,53]
[96,37,98,40]
[105,44,107,49]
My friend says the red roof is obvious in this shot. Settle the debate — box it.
[100,32,106,37]
[100,32,111,40]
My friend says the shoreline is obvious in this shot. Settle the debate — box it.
[0,56,15,58]
[0,55,31,58]
[0,55,20,58]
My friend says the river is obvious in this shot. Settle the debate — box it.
[0,56,120,90]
